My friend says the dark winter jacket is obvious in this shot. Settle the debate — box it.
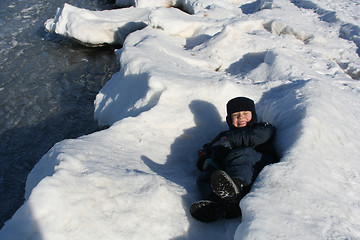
[198,122,277,167]
[227,122,278,160]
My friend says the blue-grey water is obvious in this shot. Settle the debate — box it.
[0,0,119,229]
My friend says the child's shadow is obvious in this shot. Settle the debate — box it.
[142,100,226,204]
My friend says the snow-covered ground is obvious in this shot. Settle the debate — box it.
[1,0,360,239]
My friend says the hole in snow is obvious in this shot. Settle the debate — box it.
[226,52,267,76]
[185,34,212,49]
[173,2,194,15]
[241,0,279,14]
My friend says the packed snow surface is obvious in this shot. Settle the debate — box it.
[1,0,360,239]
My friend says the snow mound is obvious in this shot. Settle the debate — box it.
[44,3,149,46]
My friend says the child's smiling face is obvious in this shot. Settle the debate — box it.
[231,111,252,128]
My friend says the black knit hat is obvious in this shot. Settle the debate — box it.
[226,97,258,128]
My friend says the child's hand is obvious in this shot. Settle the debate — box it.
[197,156,220,170]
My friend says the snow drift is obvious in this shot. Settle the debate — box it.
[1,0,360,239]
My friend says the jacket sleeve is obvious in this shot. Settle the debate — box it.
[225,122,276,149]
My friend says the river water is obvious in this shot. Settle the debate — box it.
[0,0,119,228]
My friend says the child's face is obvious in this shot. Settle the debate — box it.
[231,111,252,128]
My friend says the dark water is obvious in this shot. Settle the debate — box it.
[0,0,119,228]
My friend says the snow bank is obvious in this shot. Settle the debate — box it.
[2,0,360,239]
[44,3,149,46]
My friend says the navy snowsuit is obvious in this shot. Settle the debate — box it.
[196,122,278,200]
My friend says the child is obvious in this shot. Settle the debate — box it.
[190,97,278,222]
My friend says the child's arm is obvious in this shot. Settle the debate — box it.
[196,131,229,170]
[225,122,276,149]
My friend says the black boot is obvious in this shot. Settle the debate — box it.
[210,170,241,199]
[189,200,221,222]
[210,170,246,218]
[223,196,242,219]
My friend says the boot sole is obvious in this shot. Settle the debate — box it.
[210,170,240,199]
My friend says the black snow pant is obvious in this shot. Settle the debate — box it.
[197,147,274,200]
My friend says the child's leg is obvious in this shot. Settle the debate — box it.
[225,147,262,186]
[210,170,242,219]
